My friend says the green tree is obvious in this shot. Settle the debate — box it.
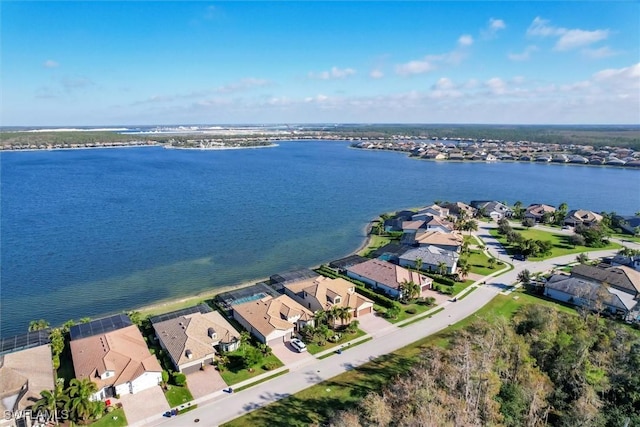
[399,280,420,303]
[517,269,531,285]
[522,217,535,228]
[385,305,401,320]
[172,372,187,386]
[414,257,423,272]
[32,381,67,425]
[437,262,448,276]
[488,257,497,269]
[66,378,98,423]
[458,263,471,281]
[464,219,478,235]
[127,310,144,326]
[313,309,327,327]
[28,319,50,331]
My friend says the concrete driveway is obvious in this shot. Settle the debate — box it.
[356,312,395,337]
[270,340,315,365]
[186,366,228,399]
[117,386,169,426]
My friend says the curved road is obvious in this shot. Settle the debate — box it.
[142,223,629,427]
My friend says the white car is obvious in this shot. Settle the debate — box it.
[290,338,307,352]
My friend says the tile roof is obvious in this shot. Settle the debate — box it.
[414,230,463,247]
[565,210,603,224]
[571,264,640,296]
[284,276,373,312]
[70,325,162,391]
[233,295,313,339]
[525,204,556,217]
[346,259,431,290]
[0,344,54,413]
[399,245,459,268]
[153,311,240,368]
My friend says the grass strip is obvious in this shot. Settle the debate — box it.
[233,369,290,393]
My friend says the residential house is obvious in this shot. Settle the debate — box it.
[422,215,454,233]
[564,209,603,227]
[470,200,513,220]
[570,264,640,299]
[70,316,162,401]
[398,245,459,275]
[411,204,449,220]
[232,295,314,345]
[544,274,635,316]
[614,215,640,236]
[440,202,477,218]
[328,255,369,274]
[610,253,640,272]
[524,204,556,222]
[151,304,241,374]
[413,230,463,252]
[283,276,374,318]
[0,332,55,427]
[345,259,432,299]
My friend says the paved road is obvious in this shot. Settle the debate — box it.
[142,224,621,427]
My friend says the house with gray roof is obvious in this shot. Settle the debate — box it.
[470,200,513,220]
[398,245,459,275]
[570,264,640,299]
[544,274,635,316]
[152,305,241,373]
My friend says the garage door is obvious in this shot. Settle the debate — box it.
[357,306,372,316]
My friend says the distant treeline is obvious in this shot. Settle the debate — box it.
[2,125,639,149]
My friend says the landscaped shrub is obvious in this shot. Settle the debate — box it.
[172,372,187,386]
[405,308,417,314]
[263,362,279,371]
[355,286,398,309]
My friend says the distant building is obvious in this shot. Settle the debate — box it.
[345,258,432,299]
[564,210,603,227]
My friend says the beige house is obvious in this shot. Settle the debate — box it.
[283,276,374,319]
[153,309,241,374]
[232,295,314,344]
[0,338,55,427]
[70,325,163,401]
[346,259,432,299]
[564,209,603,227]
[414,230,464,252]
[524,204,556,222]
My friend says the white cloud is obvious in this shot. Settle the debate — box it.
[369,69,384,79]
[485,77,507,95]
[395,49,465,76]
[308,66,356,80]
[508,45,538,61]
[581,46,619,59]
[489,18,506,31]
[43,60,59,68]
[458,34,474,46]
[527,17,610,51]
[395,59,435,76]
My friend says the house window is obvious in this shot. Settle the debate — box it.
[334,296,341,304]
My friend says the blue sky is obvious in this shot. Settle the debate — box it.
[2,1,639,126]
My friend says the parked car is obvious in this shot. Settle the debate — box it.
[290,338,307,352]
[513,254,527,261]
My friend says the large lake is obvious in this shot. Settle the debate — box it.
[1,141,638,336]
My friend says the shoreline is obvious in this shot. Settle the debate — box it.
[163,143,279,151]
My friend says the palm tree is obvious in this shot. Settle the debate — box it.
[465,219,478,235]
[458,263,471,281]
[32,381,66,425]
[576,253,589,264]
[326,306,340,327]
[313,309,328,327]
[437,262,448,276]
[239,331,251,351]
[28,319,50,331]
[414,257,423,272]
[338,307,353,326]
[399,280,420,302]
[488,257,496,269]
[66,378,98,423]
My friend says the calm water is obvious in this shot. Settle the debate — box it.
[1,141,638,336]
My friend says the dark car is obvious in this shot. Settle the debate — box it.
[513,254,526,261]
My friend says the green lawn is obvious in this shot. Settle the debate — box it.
[358,234,393,256]
[461,250,498,276]
[91,408,127,427]
[219,352,284,385]
[222,290,580,427]
[452,279,477,295]
[489,227,620,260]
[164,385,194,407]
[307,328,367,354]
[373,300,439,324]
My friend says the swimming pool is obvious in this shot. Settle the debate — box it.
[232,292,267,305]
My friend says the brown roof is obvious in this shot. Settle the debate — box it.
[284,276,373,312]
[571,264,640,296]
[415,230,463,247]
[565,209,603,224]
[525,204,556,217]
[233,295,313,339]
[153,311,240,368]
[70,325,162,390]
[402,220,425,231]
[347,259,431,290]
[0,345,55,413]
